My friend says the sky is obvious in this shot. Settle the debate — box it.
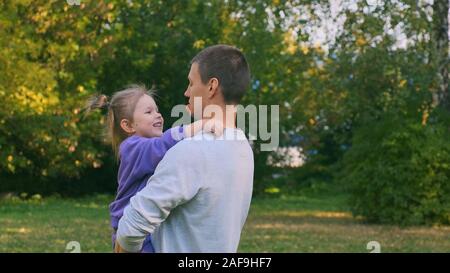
[269,0,448,53]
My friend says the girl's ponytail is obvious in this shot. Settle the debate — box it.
[84,94,109,119]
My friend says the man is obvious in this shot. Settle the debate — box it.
[115,44,254,253]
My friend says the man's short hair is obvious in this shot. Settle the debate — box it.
[191,44,251,104]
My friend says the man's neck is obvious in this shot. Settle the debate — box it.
[201,104,237,128]
[220,104,237,129]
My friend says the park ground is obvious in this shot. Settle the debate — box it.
[0,185,449,253]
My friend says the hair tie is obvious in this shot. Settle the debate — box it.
[98,95,110,109]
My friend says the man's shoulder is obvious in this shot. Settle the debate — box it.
[163,137,204,158]
[165,129,251,158]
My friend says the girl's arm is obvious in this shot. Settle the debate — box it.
[122,126,184,178]
[122,120,223,179]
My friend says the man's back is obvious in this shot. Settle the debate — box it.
[153,128,253,252]
[117,128,254,253]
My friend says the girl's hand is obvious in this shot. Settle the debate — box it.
[203,118,224,137]
[114,242,129,253]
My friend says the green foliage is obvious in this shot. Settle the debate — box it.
[339,111,450,225]
[315,1,450,226]
[0,1,115,188]
[0,0,312,194]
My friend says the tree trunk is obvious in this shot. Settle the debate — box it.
[433,0,449,111]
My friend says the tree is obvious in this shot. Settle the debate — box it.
[318,0,450,225]
[0,0,118,193]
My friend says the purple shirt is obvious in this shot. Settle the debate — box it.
[109,126,184,251]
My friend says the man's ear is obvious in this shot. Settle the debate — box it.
[120,119,135,134]
[207,78,219,99]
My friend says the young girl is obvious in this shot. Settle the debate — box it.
[86,84,222,253]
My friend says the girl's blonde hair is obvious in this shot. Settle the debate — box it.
[85,84,156,160]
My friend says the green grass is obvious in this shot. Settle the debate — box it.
[0,189,449,253]
[0,194,113,253]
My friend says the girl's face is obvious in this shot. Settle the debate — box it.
[132,95,164,138]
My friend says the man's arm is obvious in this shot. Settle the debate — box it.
[115,141,202,252]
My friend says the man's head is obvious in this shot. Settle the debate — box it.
[184,45,251,116]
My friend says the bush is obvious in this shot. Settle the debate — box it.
[339,111,450,225]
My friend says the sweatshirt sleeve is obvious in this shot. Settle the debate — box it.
[122,126,185,179]
[116,141,202,252]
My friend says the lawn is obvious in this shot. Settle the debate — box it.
[0,188,449,253]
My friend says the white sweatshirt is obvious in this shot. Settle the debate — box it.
[116,128,254,253]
